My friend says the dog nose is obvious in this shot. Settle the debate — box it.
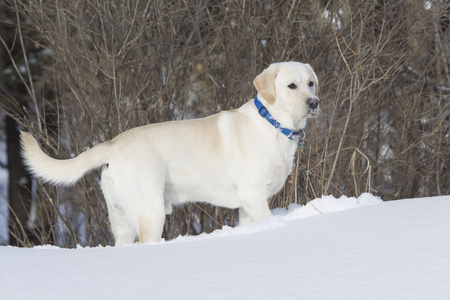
[306,98,320,110]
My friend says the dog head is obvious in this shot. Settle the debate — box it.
[253,62,320,126]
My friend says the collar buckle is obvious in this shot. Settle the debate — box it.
[258,106,269,118]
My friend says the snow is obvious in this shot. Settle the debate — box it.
[1,194,450,300]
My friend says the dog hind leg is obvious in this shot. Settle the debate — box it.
[138,206,165,244]
[107,204,138,246]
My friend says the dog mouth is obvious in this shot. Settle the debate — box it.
[307,108,320,118]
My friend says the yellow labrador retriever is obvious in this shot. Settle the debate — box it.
[21,61,320,245]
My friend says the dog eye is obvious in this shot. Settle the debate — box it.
[288,83,297,89]
[308,81,314,87]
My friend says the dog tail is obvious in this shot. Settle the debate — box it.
[20,131,110,186]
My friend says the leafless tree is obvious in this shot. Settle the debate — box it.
[1,0,448,247]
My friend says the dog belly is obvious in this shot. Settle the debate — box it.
[164,183,241,210]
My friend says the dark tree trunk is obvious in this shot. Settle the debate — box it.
[6,115,33,246]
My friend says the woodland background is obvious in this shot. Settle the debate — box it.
[0,0,448,247]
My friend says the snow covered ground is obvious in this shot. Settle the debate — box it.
[1,194,449,300]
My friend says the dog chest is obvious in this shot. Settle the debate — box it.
[265,140,297,196]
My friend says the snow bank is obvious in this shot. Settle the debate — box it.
[273,192,382,220]
[1,194,450,300]
[171,193,382,243]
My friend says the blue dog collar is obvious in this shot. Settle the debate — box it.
[254,97,305,148]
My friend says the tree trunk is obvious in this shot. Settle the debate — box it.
[6,115,33,246]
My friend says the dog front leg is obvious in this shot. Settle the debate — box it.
[239,197,271,225]
[238,207,253,225]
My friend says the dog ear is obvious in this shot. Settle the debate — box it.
[253,63,280,104]
[305,63,319,92]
